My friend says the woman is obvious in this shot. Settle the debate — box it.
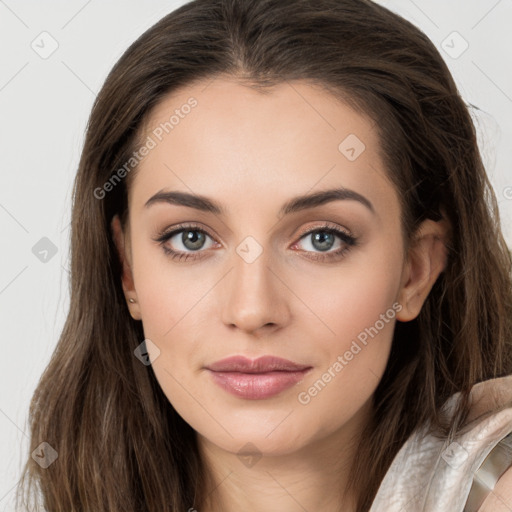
[17,0,512,511]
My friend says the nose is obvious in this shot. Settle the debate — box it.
[220,245,291,336]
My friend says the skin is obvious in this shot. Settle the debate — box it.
[479,470,512,511]
[111,77,449,512]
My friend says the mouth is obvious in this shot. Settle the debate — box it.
[205,355,312,400]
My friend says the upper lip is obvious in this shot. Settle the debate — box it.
[206,355,311,373]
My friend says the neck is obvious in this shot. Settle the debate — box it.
[196,399,372,512]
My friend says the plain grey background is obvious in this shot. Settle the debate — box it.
[1,1,511,509]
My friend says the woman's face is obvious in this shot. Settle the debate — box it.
[114,77,412,457]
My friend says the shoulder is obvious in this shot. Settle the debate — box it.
[477,465,512,511]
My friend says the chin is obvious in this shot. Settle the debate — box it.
[197,422,311,458]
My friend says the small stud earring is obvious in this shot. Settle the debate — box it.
[129,298,136,303]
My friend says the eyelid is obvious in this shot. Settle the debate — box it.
[294,221,354,242]
[153,222,215,242]
[154,221,354,245]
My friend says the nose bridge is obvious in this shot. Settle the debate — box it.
[220,233,289,334]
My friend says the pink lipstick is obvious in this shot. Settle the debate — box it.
[205,355,312,400]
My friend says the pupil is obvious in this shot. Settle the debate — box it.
[313,232,334,252]
[183,230,204,250]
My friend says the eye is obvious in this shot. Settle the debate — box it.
[153,223,217,261]
[291,223,357,261]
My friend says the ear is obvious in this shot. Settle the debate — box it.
[396,217,450,322]
[111,214,141,320]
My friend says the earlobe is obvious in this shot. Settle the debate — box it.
[396,218,450,322]
[111,214,141,320]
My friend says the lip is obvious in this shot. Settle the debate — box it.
[205,355,312,400]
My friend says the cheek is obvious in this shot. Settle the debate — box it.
[289,238,403,424]
[129,243,215,407]
[131,239,203,336]
[291,230,403,349]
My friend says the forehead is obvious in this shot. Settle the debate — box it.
[129,77,396,219]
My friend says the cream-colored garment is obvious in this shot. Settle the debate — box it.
[369,375,512,512]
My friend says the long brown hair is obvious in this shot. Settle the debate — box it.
[17,0,512,510]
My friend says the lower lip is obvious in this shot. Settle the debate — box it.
[207,369,311,399]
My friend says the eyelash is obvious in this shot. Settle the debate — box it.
[153,222,358,262]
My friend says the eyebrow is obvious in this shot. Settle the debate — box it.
[144,187,375,216]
